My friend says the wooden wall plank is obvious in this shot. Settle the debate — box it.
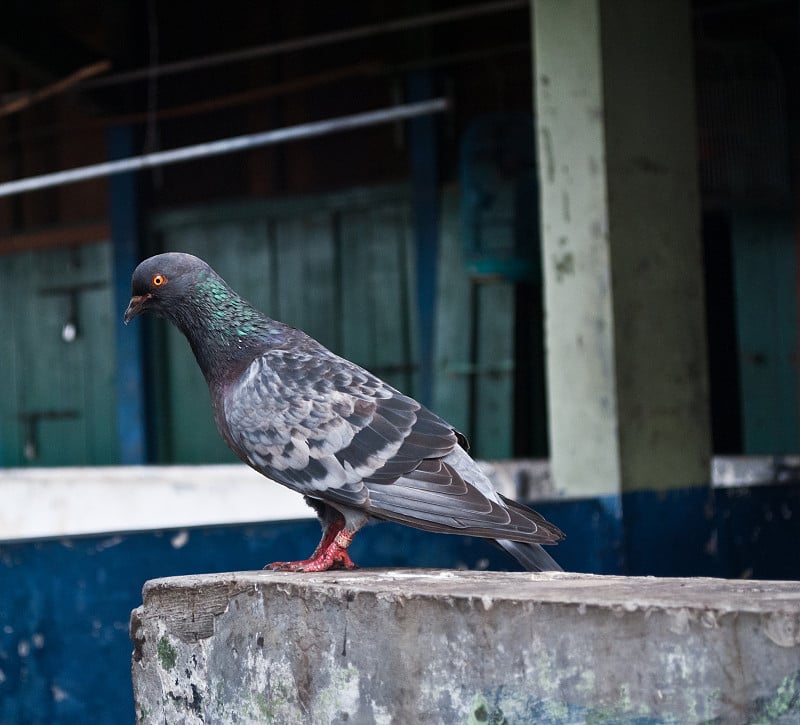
[339,208,374,368]
[299,212,338,350]
[433,188,472,440]
[0,252,25,465]
[369,204,413,393]
[474,280,515,459]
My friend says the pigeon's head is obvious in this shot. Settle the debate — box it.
[124,252,211,324]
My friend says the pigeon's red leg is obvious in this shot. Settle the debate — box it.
[264,517,359,572]
[287,529,358,572]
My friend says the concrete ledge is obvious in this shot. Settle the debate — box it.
[0,465,312,540]
[0,461,548,541]
[3,457,794,540]
[130,570,800,723]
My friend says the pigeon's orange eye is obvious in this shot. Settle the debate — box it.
[152,274,166,287]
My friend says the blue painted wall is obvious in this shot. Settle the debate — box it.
[1,483,798,723]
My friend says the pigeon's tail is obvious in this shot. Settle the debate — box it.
[496,539,563,572]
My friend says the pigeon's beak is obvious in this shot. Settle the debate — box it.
[123,294,151,324]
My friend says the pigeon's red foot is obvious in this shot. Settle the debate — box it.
[264,530,358,572]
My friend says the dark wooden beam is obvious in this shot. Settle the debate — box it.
[0,220,110,255]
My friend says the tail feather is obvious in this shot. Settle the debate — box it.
[497,539,563,572]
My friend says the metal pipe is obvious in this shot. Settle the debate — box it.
[82,0,527,89]
[0,98,448,199]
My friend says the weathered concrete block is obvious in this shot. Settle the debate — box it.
[131,570,800,723]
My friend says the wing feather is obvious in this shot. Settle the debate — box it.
[223,339,562,545]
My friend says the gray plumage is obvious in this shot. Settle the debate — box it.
[125,252,564,571]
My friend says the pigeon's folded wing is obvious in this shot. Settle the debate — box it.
[223,349,457,502]
[223,347,559,543]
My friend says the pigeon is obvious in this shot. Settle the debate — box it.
[124,252,564,572]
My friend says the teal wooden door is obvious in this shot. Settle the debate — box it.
[433,189,547,460]
[148,187,417,463]
[0,243,119,466]
[149,184,545,464]
[732,211,799,453]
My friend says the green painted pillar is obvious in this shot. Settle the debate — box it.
[532,0,711,496]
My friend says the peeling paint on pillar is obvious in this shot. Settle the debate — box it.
[533,0,710,496]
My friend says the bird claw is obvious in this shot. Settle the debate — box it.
[263,542,358,572]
